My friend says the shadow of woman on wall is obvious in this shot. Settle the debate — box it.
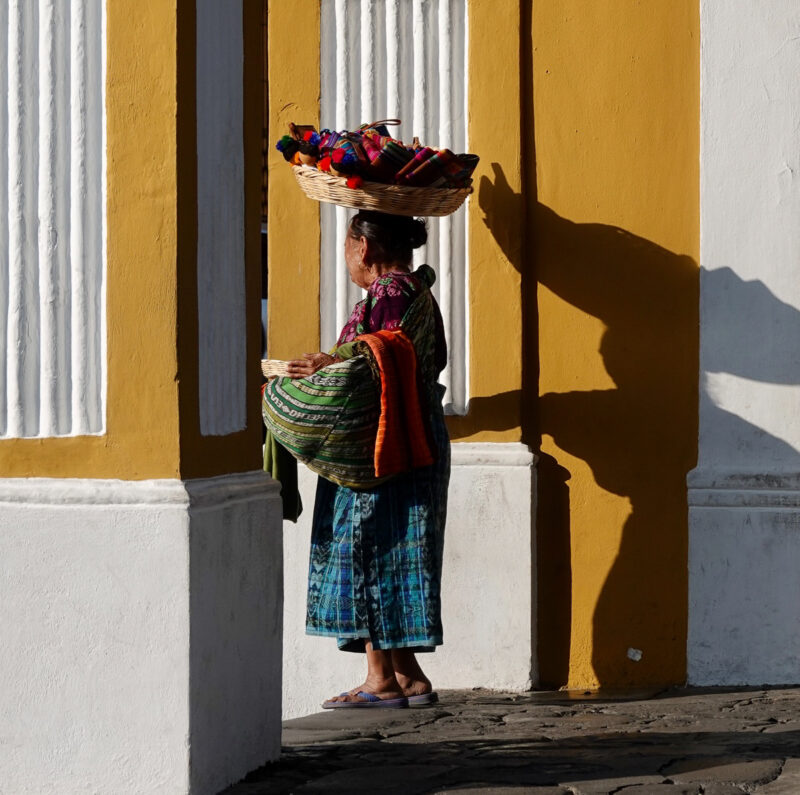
[479,163,700,687]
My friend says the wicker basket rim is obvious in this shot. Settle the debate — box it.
[292,165,472,195]
[291,165,472,217]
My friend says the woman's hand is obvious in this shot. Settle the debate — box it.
[286,352,339,379]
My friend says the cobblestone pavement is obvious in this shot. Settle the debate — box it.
[223,687,800,794]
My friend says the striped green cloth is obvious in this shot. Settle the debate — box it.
[261,287,437,490]
[261,353,387,489]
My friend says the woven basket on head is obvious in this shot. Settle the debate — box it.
[291,165,471,217]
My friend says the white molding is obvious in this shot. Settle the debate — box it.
[689,468,800,491]
[689,468,800,509]
[689,490,800,510]
[0,471,279,508]
[450,441,536,468]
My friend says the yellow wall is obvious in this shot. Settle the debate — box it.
[446,0,524,443]
[531,0,700,687]
[0,0,263,480]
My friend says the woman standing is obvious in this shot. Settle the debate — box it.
[285,210,450,708]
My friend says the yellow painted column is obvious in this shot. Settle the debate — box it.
[266,0,321,360]
[0,0,265,480]
[176,0,265,478]
[531,0,700,688]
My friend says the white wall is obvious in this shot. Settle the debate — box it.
[0,0,106,438]
[283,443,535,719]
[690,1,800,685]
[0,473,283,795]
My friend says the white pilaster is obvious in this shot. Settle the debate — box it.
[319,0,469,414]
[691,1,800,685]
[0,472,283,795]
[282,442,535,719]
[1,0,105,438]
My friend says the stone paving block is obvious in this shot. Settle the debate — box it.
[756,758,800,794]
[431,787,571,794]
[282,706,450,744]
[615,785,701,794]
[699,784,748,794]
[293,765,452,795]
[560,773,665,793]
[639,718,765,734]
[292,763,455,794]
[526,688,665,704]
[283,705,448,732]
[223,687,800,795]
[761,721,800,734]
[662,757,783,787]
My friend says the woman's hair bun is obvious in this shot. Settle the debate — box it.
[407,217,427,250]
[349,211,428,263]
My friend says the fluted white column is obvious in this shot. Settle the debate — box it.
[319,0,469,413]
[0,0,8,437]
[1,0,105,439]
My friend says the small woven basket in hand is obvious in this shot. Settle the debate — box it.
[261,359,290,379]
[291,165,471,217]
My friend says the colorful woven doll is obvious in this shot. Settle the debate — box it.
[298,130,321,166]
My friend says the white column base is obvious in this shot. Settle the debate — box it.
[282,443,536,719]
[0,472,283,795]
[688,469,800,686]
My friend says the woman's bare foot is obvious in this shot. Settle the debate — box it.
[391,649,433,697]
[324,674,404,704]
[324,644,405,704]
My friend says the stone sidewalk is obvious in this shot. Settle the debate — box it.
[223,687,800,794]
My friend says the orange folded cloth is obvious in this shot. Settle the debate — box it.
[356,329,434,478]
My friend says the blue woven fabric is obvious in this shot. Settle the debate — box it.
[305,402,450,652]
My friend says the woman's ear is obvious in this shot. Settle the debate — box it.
[358,236,370,266]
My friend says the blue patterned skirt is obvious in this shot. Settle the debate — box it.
[306,409,450,652]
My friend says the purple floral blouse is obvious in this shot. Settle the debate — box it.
[335,267,447,375]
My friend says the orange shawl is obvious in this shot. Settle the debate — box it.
[356,329,434,478]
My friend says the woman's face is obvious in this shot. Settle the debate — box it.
[344,232,371,289]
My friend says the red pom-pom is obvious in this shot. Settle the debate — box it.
[318,156,332,172]
[346,176,363,189]
[302,130,314,142]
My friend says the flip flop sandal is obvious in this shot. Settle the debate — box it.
[322,691,409,709]
[407,691,439,706]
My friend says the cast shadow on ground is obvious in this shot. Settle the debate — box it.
[239,710,800,793]
[476,163,800,688]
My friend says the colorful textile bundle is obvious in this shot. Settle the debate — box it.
[261,286,439,489]
[275,120,479,190]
